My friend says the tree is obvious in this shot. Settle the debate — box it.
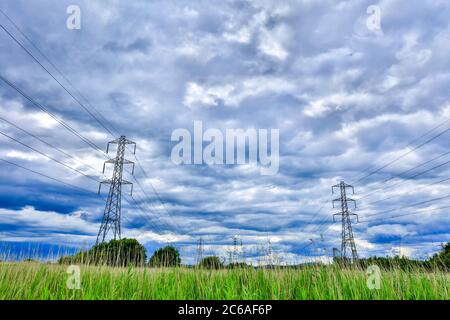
[199,256,223,269]
[429,242,450,270]
[58,238,146,267]
[227,262,249,269]
[148,246,181,267]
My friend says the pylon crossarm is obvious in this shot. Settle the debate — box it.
[332,182,354,192]
[98,179,112,194]
[102,159,115,173]
[106,141,117,153]
[124,141,137,155]
[108,137,122,144]
[122,159,135,175]
[332,198,341,208]
[333,213,342,222]
[340,181,354,189]
[121,180,133,195]
[349,213,359,223]
[349,185,355,194]
[123,138,136,145]
[347,198,357,208]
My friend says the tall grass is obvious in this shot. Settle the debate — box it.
[0,262,448,300]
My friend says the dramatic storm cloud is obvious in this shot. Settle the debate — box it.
[1,0,450,263]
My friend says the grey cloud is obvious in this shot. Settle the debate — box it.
[0,0,449,261]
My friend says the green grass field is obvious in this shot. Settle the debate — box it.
[0,262,448,300]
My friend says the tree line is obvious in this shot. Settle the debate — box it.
[58,238,450,271]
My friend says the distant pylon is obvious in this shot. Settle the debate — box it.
[196,237,204,265]
[240,239,245,262]
[96,136,136,244]
[231,235,239,264]
[266,238,273,265]
[332,181,359,263]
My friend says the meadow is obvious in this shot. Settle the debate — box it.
[0,262,448,300]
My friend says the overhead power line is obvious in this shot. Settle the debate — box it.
[361,175,450,208]
[130,154,183,233]
[355,125,450,183]
[351,116,450,184]
[1,154,165,241]
[0,157,96,195]
[0,23,116,137]
[0,116,102,175]
[0,129,99,183]
[0,157,160,236]
[363,193,450,219]
[357,149,450,198]
[357,159,450,202]
[1,13,183,240]
[358,204,450,225]
[0,8,120,136]
[125,194,166,235]
[2,116,167,235]
[0,75,174,239]
[0,74,106,154]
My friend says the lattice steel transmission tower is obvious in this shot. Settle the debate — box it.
[332,181,359,263]
[96,136,136,244]
[228,235,240,265]
[266,238,273,265]
[196,237,204,265]
[240,238,245,262]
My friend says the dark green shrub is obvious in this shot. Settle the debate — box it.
[148,246,181,267]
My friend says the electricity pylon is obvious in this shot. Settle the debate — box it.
[229,235,240,264]
[332,181,359,263]
[240,238,246,263]
[196,237,204,265]
[266,238,273,266]
[232,235,238,264]
[96,136,136,244]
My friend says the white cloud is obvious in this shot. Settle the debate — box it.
[0,0,449,261]
[304,92,375,118]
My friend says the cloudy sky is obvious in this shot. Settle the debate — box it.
[1,0,450,264]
